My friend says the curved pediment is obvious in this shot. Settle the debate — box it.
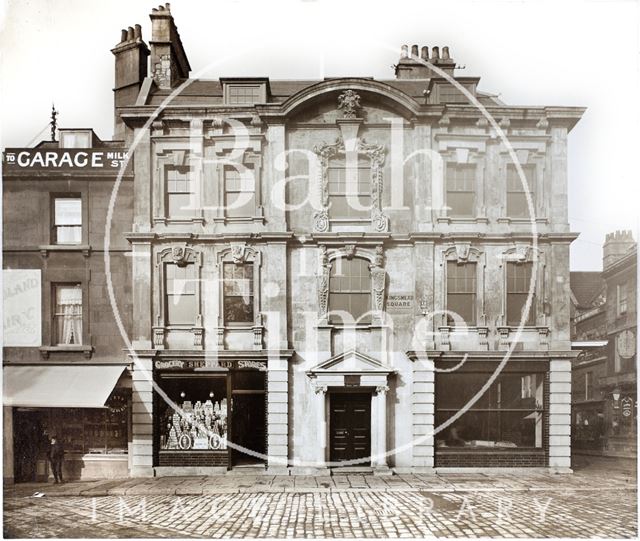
[281,78,420,121]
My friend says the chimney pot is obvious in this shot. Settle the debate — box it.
[165,2,170,10]
[401,44,408,58]
[126,26,134,41]
[120,29,127,43]
[411,44,419,57]
[443,46,450,60]
[432,46,440,60]
[421,46,429,60]
[134,24,142,40]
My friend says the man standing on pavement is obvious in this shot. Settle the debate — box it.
[48,435,64,484]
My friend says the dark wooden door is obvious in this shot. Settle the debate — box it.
[329,392,371,464]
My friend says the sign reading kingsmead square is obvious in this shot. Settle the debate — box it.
[2,149,129,173]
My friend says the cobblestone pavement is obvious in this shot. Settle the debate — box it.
[3,458,637,538]
[3,486,637,538]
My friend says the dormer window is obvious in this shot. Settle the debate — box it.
[221,78,268,105]
[59,130,93,148]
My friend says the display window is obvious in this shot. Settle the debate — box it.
[435,371,545,449]
[157,375,228,451]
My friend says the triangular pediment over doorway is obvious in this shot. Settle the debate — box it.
[307,349,394,375]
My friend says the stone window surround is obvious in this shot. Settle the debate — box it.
[213,150,265,224]
[153,244,204,350]
[312,136,389,234]
[498,243,550,349]
[439,242,487,328]
[438,149,487,224]
[497,142,548,224]
[317,244,387,328]
[215,243,264,350]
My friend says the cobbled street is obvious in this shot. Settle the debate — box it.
[3,457,637,538]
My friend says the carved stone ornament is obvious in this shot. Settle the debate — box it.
[172,243,188,266]
[313,136,388,233]
[338,90,361,119]
[375,385,389,395]
[314,383,329,394]
[231,242,247,264]
[317,246,331,320]
[513,243,531,263]
[454,242,471,263]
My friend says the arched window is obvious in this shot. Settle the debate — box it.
[328,257,371,323]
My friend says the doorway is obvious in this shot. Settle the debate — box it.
[329,392,371,464]
[230,370,266,466]
[14,409,46,483]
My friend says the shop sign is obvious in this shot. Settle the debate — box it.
[621,397,634,418]
[3,148,130,174]
[155,358,267,370]
[3,269,41,347]
[193,437,208,450]
[386,294,414,313]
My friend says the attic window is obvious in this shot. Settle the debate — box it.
[225,84,265,105]
[59,130,92,148]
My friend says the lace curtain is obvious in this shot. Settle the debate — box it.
[56,285,82,345]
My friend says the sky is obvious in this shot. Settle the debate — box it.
[1,0,639,270]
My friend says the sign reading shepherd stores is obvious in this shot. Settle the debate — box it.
[3,149,129,174]
[3,269,41,347]
[386,294,414,313]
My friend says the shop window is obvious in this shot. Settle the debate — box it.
[507,164,536,218]
[329,257,371,324]
[446,164,475,217]
[506,262,536,326]
[157,376,228,451]
[39,396,129,455]
[447,261,476,325]
[435,371,544,449]
[53,284,82,345]
[224,165,256,218]
[328,158,371,220]
[165,263,197,326]
[617,283,628,316]
[166,166,195,218]
[52,196,82,244]
[223,263,254,324]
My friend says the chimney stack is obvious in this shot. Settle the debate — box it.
[395,43,456,79]
[111,22,150,139]
[603,230,636,269]
[149,3,191,89]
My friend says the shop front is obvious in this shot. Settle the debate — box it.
[434,359,549,468]
[3,364,130,482]
[153,357,267,471]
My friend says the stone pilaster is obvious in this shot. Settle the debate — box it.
[3,407,14,483]
[412,356,435,471]
[266,355,289,473]
[130,357,154,477]
[548,359,572,471]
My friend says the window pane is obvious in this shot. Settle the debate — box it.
[507,192,529,218]
[224,296,254,323]
[329,258,371,323]
[436,410,543,448]
[507,164,535,217]
[56,226,82,244]
[167,294,196,325]
[54,198,82,225]
[168,193,194,217]
[447,192,474,217]
[54,284,82,345]
[225,191,255,217]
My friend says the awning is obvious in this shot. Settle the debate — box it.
[3,365,127,408]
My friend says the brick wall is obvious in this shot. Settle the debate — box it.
[158,451,227,467]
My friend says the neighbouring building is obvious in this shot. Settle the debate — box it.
[570,231,637,457]
[570,271,607,452]
[2,130,134,482]
[115,4,583,476]
[601,231,637,457]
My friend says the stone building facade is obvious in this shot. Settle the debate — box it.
[114,5,583,475]
[2,131,133,482]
